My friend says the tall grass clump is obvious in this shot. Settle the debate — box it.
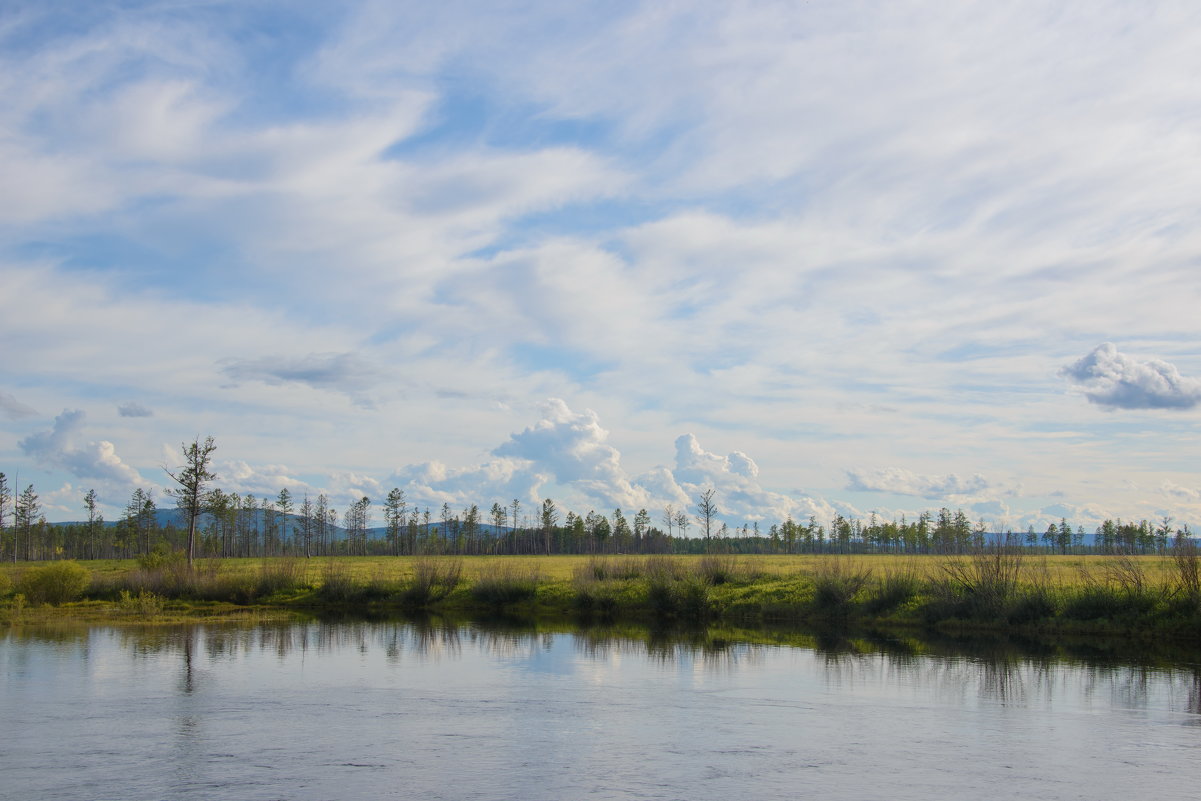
[0,571,11,598]
[400,558,462,607]
[642,556,688,584]
[1004,560,1058,624]
[1170,534,1201,611]
[922,544,1024,623]
[638,557,713,621]
[863,563,920,615]
[470,565,542,607]
[694,555,742,586]
[572,575,619,616]
[96,559,308,605]
[575,556,648,582]
[255,559,308,597]
[943,544,1023,617]
[315,560,360,603]
[645,575,711,621]
[16,561,91,605]
[810,560,872,615]
[1062,555,1160,621]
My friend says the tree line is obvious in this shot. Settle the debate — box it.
[0,439,1193,562]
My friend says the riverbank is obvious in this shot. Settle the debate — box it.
[3,553,1200,643]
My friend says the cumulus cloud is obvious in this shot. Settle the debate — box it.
[385,459,540,516]
[18,409,143,487]
[1060,343,1201,410]
[494,399,647,509]
[220,352,381,405]
[665,433,839,524]
[0,390,38,420]
[353,399,842,526]
[217,460,307,498]
[846,467,991,499]
[117,401,154,418]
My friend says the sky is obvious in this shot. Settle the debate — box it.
[2,0,1200,533]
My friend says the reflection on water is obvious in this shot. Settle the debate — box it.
[3,619,1200,800]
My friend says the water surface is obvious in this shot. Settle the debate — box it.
[3,621,1199,800]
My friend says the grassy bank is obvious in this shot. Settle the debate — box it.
[2,552,1199,642]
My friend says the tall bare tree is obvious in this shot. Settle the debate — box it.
[695,488,717,550]
[165,436,217,569]
[299,494,314,558]
[0,472,11,562]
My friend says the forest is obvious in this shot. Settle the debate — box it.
[0,465,1191,563]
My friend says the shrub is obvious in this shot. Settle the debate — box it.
[118,589,165,617]
[17,561,91,605]
[0,571,11,597]
[136,544,183,571]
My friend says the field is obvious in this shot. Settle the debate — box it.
[1,552,1176,580]
[2,552,1198,640]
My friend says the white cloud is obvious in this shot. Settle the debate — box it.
[216,460,308,499]
[2,2,1200,531]
[18,409,143,488]
[1060,343,1201,410]
[348,399,845,526]
[846,467,991,499]
[493,399,647,509]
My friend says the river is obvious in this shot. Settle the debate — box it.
[2,620,1199,800]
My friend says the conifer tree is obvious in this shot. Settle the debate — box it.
[164,436,217,569]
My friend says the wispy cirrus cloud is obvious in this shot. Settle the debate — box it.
[846,467,991,500]
[220,352,382,405]
[0,390,38,420]
[2,2,1201,530]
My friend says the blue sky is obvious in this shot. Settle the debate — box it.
[2,0,1200,532]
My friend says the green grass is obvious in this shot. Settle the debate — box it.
[3,553,1200,641]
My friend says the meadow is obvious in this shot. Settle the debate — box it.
[2,552,1199,641]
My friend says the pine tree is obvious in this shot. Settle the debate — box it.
[164,436,217,569]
